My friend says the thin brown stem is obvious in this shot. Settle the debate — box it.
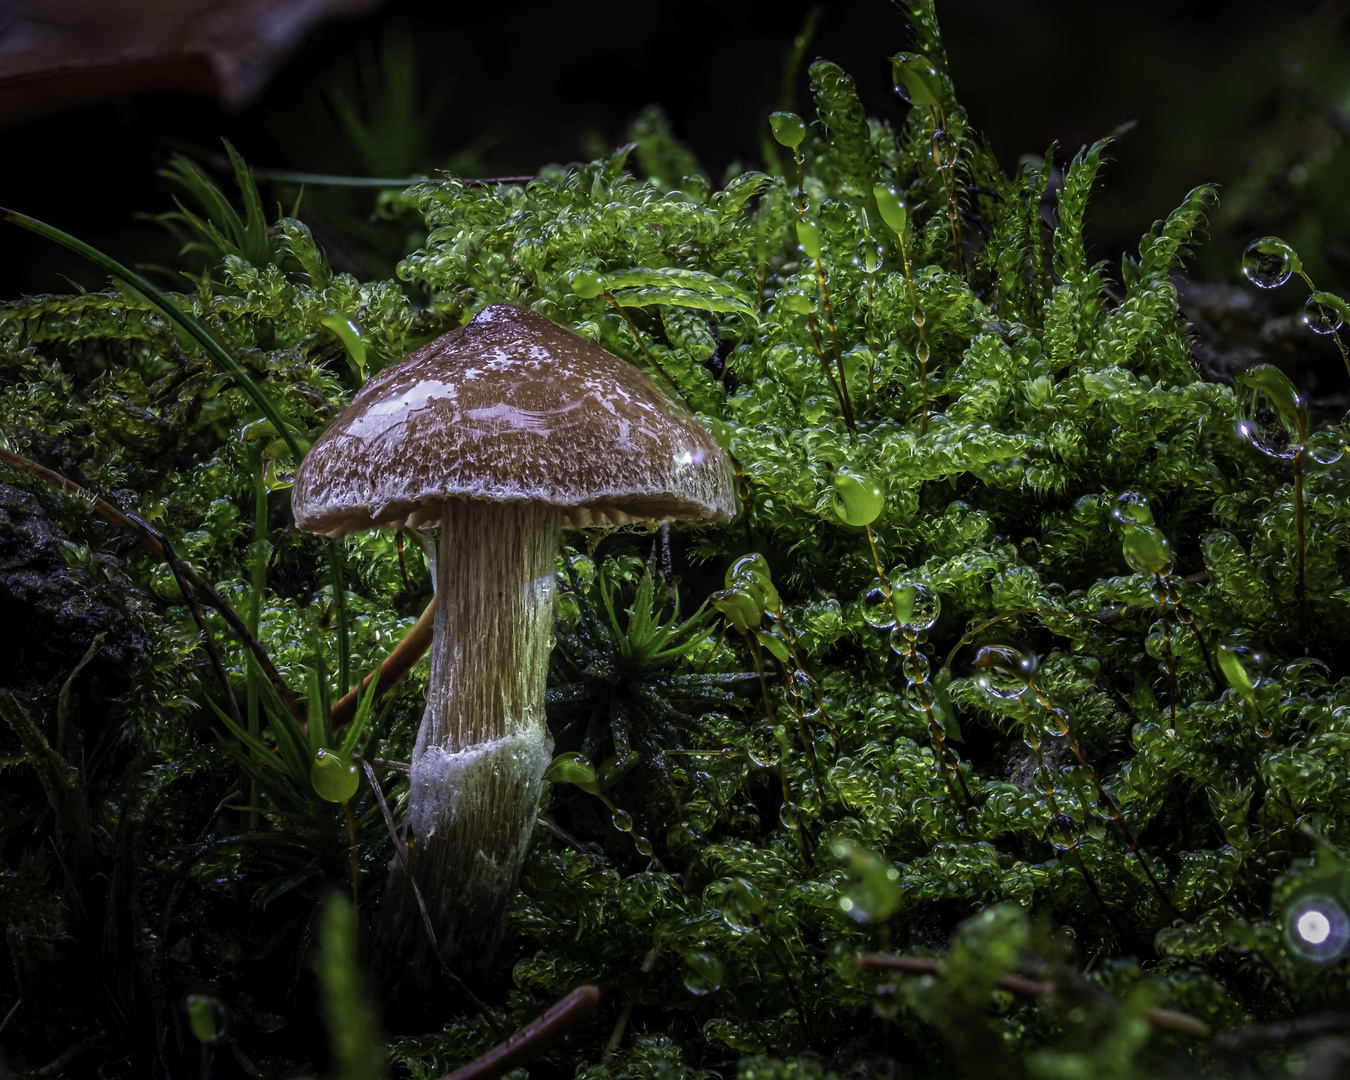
[436,986,601,1080]
[602,292,686,404]
[855,954,1209,1037]
[1157,596,1178,731]
[806,312,850,423]
[927,102,966,278]
[1018,699,1121,937]
[1295,447,1307,655]
[864,526,967,813]
[811,262,856,432]
[895,238,930,435]
[1024,683,1172,910]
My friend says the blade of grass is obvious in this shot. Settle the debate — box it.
[0,209,302,460]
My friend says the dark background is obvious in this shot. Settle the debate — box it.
[3,0,1349,298]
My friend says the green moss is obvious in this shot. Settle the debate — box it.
[4,1,1350,1076]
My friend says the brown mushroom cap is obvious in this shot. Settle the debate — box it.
[291,304,736,537]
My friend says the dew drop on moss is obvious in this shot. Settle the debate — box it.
[1111,490,1154,529]
[1242,236,1299,289]
[861,582,897,631]
[1303,295,1344,335]
[185,993,227,1044]
[832,469,885,526]
[719,876,768,933]
[856,232,883,273]
[892,581,939,633]
[1283,893,1350,965]
[1122,525,1171,575]
[311,748,359,803]
[681,950,724,995]
[930,130,955,168]
[769,111,806,149]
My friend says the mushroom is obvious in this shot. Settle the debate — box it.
[291,304,734,984]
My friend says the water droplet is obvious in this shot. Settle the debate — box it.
[611,808,634,833]
[185,993,227,1044]
[1283,893,1350,965]
[1305,430,1346,465]
[971,645,1036,701]
[719,877,769,933]
[633,834,654,857]
[1304,295,1345,336]
[1122,525,1171,575]
[769,111,807,149]
[1237,363,1303,424]
[832,469,886,527]
[571,270,604,299]
[855,232,884,274]
[861,582,897,631]
[311,748,359,803]
[777,290,815,315]
[891,581,939,633]
[1242,236,1300,289]
[930,130,955,169]
[681,950,724,995]
[1236,419,1297,461]
[746,731,781,769]
[1111,491,1154,529]
[890,52,943,107]
[779,801,801,831]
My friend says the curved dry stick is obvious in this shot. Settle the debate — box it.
[330,595,436,728]
[0,447,304,723]
[437,985,601,1080]
[856,953,1209,1038]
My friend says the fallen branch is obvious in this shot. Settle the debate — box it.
[330,595,436,727]
[437,985,601,1080]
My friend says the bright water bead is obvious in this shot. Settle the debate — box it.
[831,469,885,527]
[856,231,884,273]
[1282,892,1350,965]
[768,111,806,149]
[1241,236,1301,290]
[1304,294,1345,335]
[1111,490,1154,529]
[310,747,359,803]
[570,270,605,299]
[1122,525,1171,575]
[718,876,769,933]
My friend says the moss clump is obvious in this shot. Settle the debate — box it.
[4,2,1350,1077]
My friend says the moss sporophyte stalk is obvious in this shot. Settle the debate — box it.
[9,1,1350,1076]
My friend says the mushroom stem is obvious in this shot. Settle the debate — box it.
[381,497,558,985]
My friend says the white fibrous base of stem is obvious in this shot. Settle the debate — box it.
[379,497,559,984]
